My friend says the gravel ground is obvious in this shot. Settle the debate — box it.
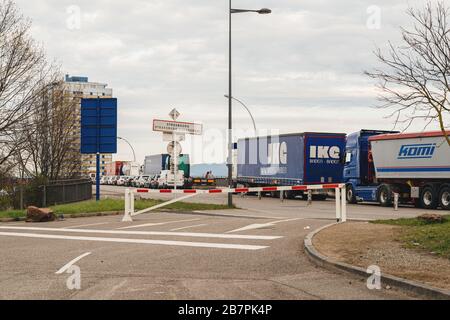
[314,222,450,290]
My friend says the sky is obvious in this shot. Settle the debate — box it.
[14,0,445,164]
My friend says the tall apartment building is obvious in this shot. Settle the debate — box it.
[63,75,114,177]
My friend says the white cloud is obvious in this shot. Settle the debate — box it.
[13,0,445,164]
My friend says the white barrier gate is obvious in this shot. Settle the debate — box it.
[122,184,347,223]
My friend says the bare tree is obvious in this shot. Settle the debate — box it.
[366,1,450,145]
[16,80,80,180]
[0,0,51,166]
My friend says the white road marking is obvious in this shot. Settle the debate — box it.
[0,226,282,240]
[170,224,208,232]
[227,223,276,233]
[193,210,288,220]
[242,208,290,218]
[55,252,92,274]
[64,222,111,229]
[0,232,268,250]
[117,218,201,230]
[227,218,303,233]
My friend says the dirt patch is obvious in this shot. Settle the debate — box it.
[313,222,450,290]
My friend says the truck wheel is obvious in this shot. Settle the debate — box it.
[438,186,450,210]
[420,186,438,209]
[346,185,357,204]
[313,194,328,201]
[285,191,296,199]
[377,184,393,207]
[271,191,280,198]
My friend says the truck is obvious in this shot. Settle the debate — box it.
[121,162,141,176]
[237,132,347,199]
[144,154,190,178]
[344,130,450,210]
[105,161,125,176]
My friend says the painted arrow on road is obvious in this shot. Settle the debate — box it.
[226,218,303,234]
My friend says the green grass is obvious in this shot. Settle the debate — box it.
[373,215,450,259]
[0,198,233,219]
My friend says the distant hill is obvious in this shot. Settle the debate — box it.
[190,163,228,178]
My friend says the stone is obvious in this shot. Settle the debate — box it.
[418,214,444,224]
[26,206,56,223]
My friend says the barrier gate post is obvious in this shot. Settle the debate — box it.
[341,186,347,222]
[335,187,341,222]
[122,189,134,222]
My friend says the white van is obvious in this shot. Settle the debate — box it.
[158,170,185,189]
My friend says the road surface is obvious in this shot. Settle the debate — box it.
[0,185,429,300]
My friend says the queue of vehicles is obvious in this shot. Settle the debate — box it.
[100,174,160,189]
[97,128,450,210]
[236,129,450,210]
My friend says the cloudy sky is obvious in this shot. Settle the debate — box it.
[15,0,442,164]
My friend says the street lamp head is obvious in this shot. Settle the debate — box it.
[257,8,272,14]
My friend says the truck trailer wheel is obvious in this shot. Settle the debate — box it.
[420,186,438,210]
[313,194,328,201]
[438,186,450,210]
[346,185,357,204]
[377,184,393,207]
[285,191,296,199]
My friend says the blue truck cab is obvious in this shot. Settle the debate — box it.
[343,130,398,203]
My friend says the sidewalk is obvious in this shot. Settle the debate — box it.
[310,222,450,297]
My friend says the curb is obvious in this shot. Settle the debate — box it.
[304,223,450,300]
[0,211,123,223]
[0,207,226,223]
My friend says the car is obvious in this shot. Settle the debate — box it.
[109,176,119,185]
[150,175,160,189]
[100,176,109,185]
[126,176,135,187]
[135,175,150,188]
[116,176,130,187]
[144,175,156,188]
[131,176,141,187]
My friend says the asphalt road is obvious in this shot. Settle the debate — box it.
[0,185,432,300]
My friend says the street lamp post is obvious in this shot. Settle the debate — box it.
[227,1,271,207]
[224,95,257,134]
[118,137,136,163]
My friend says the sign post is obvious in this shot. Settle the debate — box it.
[170,110,179,192]
[153,109,202,191]
[81,98,118,201]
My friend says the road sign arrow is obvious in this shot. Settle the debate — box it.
[169,109,180,121]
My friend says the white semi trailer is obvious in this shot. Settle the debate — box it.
[368,131,450,209]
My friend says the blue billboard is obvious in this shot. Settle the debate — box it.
[81,98,117,154]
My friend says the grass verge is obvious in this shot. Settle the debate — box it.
[373,215,450,259]
[0,198,234,219]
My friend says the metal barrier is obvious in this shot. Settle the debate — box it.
[122,184,347,223]
[42,179,92,207]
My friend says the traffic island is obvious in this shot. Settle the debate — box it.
[304,219,450,299]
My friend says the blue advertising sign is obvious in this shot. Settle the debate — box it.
[81,98,118,154]
[80,98,117,201]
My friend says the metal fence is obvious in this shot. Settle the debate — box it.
[9,178,93,209]
[41,179,93,207]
